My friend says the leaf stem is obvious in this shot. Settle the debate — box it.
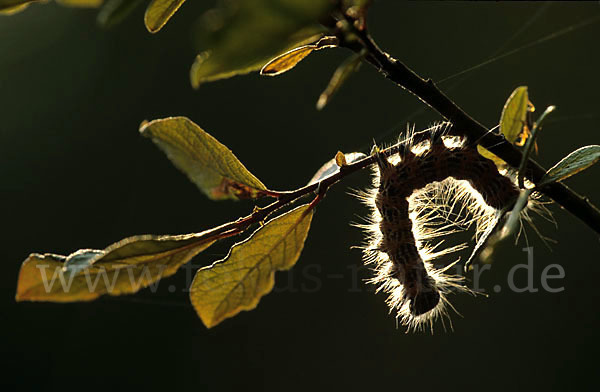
[517,105,556,188]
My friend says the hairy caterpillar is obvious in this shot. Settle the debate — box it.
[358,123,536,331]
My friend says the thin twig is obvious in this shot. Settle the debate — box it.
[187,141,407,246]
[337,17,600,235]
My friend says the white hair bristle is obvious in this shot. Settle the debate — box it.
[354,122,548,332]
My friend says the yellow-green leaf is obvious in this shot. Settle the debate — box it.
[478,86,530,165]
[140,117,268,200]
[0,0,42,13]
[260,36,338,77]
[190,0,334,88]
[16,233,217,302]
[55,0,103,7]
[500,86,529,143]
[190,204,314,328]
[1,0,103,14]
[316,52,362,110]
[144,0,186,33]
[539,145,600,187]
[477,145,507,166]
[0,4,26,13]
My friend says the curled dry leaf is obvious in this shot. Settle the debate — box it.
[190,204,315,328]
[140,116,269,200]
[16,233,217,302]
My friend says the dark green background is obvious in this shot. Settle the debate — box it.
[2,1,599,391]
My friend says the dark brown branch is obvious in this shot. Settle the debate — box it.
[339,23,600,235]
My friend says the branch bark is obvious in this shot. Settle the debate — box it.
[340,22,600,235]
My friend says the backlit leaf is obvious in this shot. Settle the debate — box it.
[144,0,186,33]
[260,36,338,77]
[190,0,334,87]
[190,204,314,328]
[476,145,507,167]
[56,0,103,7]
[1,0,103,13]
[539,145,600,186]
[140,117,268,200]
[308,152,366,185]
[500,86,529,143]
[16,233,217,302]
[478,86,531,165]
[0,4,27,13]
[261,45,316,76]
[316,52,362,110]
[0,0,41,13]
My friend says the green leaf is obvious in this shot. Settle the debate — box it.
[16,233,217,302]
[316,52,362,110]
[140,117,268,200]
[0,4,27,13]
[97,0,144,28]
[190,203,314,328]
[476,145,507,167]
[55,0,103,7]
[0,0,40,13]
[144,0,186,33]
[1,0,103,14]
[190,0,334,88]
[539,145,600,187]
[260,36,338,77]
[478,86,530,165]
[500,86,529,144]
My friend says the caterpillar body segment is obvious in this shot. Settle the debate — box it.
[361,124,525,331]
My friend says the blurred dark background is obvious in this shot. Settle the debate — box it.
[2,1,599,391]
